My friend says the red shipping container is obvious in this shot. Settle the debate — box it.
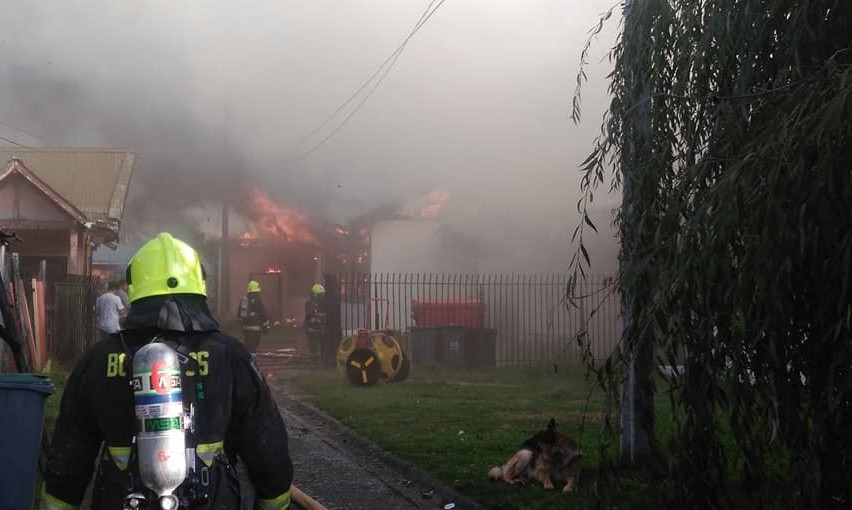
[411,299,483,329]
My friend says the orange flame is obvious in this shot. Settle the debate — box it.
[265,266,283,274]
[400,189,450,220]
[237,231,264,247]
[241,188,319,244]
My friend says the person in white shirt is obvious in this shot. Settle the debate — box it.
[95,280,126,340]
[115,278,130,327]
[116,278,130,309]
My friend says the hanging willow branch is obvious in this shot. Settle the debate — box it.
[570,1,852,508]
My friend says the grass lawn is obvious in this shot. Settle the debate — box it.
[38,355,660,509]
[293,363,657,510]
[41,361,69,439]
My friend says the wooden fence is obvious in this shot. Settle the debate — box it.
[50,276,99,368]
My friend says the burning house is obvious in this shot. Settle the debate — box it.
[212,188,369,322]
[211,188,453,323]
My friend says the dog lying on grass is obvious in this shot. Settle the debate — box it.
[488,418,582,493]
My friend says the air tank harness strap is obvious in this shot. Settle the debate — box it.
[162,338,206,441]
[161,337,213,506]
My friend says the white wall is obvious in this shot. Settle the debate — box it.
[369,220,479,275]
[367,220,479,331]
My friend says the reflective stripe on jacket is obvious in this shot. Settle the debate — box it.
[39,488,77,510]
[258,490,292,510]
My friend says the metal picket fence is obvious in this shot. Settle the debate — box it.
[325,273,621,368]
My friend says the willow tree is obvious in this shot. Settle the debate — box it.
[572,1,852,507]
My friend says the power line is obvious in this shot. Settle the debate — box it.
[289,0,439,150]
[0,134,36,150]
[286,0,448,162]
[0,121,42,142]
[288,0,438,150]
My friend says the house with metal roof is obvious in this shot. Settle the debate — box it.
[0,148,135,279]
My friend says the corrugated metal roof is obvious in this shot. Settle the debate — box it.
[0,148,135,222]
[0,159,87,223]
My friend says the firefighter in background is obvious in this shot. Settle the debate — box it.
[304,283,327,363]
[238,280,270,354]
[40,232,293,510]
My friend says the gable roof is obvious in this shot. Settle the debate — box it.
[0,159,88,224]
[0,148,135,223]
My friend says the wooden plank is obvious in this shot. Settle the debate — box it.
[68,230,79,275]
[9,253,32,372]
[39,280,47,367]
[32,278,47,369]
[0,277,28,372]
[31,278,41,369]
[17,273,37,372]
[38,260,48,366]
[0,243,5,371]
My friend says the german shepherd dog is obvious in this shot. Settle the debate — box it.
[488,418,582,493]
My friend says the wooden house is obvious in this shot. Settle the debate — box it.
[0,149,135,281]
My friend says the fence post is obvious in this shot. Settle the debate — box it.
[324,274,341,368]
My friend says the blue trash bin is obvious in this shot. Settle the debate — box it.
[0,374,55,510]
[410,326,441,364]
[439,326,466,368]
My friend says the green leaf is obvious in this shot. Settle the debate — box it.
[584,213,599,233]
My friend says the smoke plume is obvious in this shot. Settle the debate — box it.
[0,0,621,274]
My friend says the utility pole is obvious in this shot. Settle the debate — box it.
[0,242,6,369]
[218,100,231,320]
[218,202,230,319]
[620,0,654,464]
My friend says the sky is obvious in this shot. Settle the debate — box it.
[0,0,622,274]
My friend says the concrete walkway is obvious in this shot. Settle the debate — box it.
[262,363,484,510]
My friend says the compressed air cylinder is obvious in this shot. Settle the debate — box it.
[131,342,187,500]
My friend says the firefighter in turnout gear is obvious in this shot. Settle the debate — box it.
[238,280,270,354]
[40,232,293,510]
[303,283,327,364]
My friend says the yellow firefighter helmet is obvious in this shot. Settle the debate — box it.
[126,232,206,303]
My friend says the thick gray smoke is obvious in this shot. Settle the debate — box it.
[0,0,620,274]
